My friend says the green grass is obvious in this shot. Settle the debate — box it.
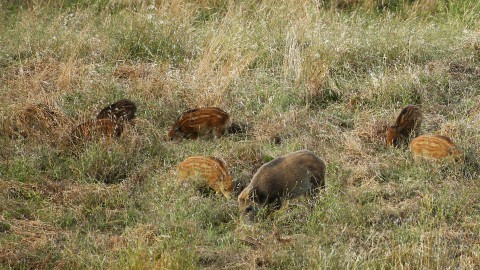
[1,0,480,269]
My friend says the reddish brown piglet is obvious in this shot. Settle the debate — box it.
[177,156,234,199]
[167,107,232,141]
[410,135,463,161]
[70,118,123,144]
[386,105,422,147]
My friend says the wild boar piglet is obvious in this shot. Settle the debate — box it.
[386,105,422,147]
[410,134,463,161]
[177,156,234,199]
[167,107,232,141]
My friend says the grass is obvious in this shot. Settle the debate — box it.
[1,0,480,269]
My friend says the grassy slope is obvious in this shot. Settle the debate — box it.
[1,0,480,269]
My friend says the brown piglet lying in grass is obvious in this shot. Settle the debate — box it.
[386,105,422,147]
[177,156,234,199]
[167,107,233,141]
[410,134,463,161]
[238,150,326,222]
[70,118,123,145]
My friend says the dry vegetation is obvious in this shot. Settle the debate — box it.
[1,0,480,269]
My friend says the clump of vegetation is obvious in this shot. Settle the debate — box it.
[1,0,479,268]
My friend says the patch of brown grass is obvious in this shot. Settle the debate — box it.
[6,103,71,145]
[0,216,61,268]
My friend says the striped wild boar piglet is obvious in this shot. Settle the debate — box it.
[410,135,463,161]
[70,118,123,145]
[386,105,422,147]
[177,156,234,199]
[96,99,137,123]
[238,150,326,222]
[167,107,232,141]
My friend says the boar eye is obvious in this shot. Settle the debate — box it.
[246,206,253,213]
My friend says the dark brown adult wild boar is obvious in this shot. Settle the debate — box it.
[238,150,326,222]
